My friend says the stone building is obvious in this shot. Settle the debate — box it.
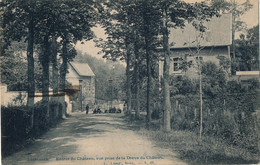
[66,62,95,111]
[159,14,232,79]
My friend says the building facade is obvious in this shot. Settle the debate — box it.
[67,62,95,111]
[159,14,232,79]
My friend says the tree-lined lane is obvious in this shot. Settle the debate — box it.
[2,113,187,165]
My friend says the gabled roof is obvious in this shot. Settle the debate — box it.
[169,14,232,49]
[69,62,95,77]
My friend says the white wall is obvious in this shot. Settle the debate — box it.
[1,85,72,114]
[1,85,27,106]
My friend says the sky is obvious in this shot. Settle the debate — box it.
[75,0,259,59]
[75,26,106,59]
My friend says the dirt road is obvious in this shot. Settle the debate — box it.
[2,112,187,165]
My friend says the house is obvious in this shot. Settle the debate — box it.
[66,62,95,111]
[159,14,232,79]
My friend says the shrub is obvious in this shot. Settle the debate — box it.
[169,62,259,152]
[1,105,31,157]
[1,100,64,157]
[32,101,49,134]
[151,109,160,119]
[49,100,63,125]
[1,105,31,140]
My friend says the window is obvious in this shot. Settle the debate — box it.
[173,57,183,71]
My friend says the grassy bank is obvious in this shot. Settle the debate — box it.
[121,114,259,164]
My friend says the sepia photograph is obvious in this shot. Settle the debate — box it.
[0,0,259,164]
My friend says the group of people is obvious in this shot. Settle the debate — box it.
[85,104,101,114]
[85,102,127,114]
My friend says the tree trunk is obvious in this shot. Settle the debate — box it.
[134,31,140,119]
[41,36,50,121]
[51,35,59,119]
[27,13,35,129]
[145,36,152,127]
[162,5,171,131]
[125,41,132,115]
[51,35,59,97]
[142,1,152,127]
[199,65,203,139]
[60,38,68,118]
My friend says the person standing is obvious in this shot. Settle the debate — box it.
[123,102,127,113]
[86,104,89,114]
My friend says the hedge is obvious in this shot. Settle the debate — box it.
[1,100,63,157]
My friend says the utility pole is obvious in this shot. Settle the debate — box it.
[109,64,115,109]
[79,80,83,112]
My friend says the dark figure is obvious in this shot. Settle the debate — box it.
[123,103,127,113]
[97,107,101,113]
[86,104,89,114]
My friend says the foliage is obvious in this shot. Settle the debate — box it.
[1,100,63,157]
[1,105,30,140]
[201,62,227,98]
[235,25,259,71]
[0,41,27,91]
[122,114,259,164]
[144,129,259,164]
[0,41,43,91]
[169,62,259,152]
[170,75,198,95]
[1,105,31,157]
[1,0,100,98]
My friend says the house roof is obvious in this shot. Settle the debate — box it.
[69,62,95,77]
[169,14,232,49]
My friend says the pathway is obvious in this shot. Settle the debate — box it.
[2,112,187,165]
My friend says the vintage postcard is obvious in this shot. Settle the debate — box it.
[1,0,259,164]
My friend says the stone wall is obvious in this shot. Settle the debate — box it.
[82,76,95,106]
